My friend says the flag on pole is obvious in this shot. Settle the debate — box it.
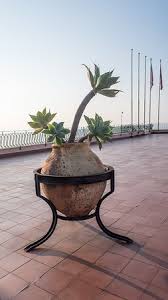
[150,60,153,89]
[159,60,163,90]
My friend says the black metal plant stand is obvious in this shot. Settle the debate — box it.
[24,166,133,252]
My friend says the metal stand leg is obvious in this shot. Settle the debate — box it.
[24,199,58,252]
[95,199,133,244]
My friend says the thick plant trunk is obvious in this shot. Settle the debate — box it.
[68,90,95,143]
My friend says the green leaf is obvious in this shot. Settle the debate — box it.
[98,89,120,97]
[32,128,43,135]
[95,113,103,124]
[63,128,70,134]
[82,64,95,88]
[95,72,112,90]
[94,64,100,85]
[92,66,120,92]
[48,124,56,133]
[42,129,51,134]
[95,136,102,150]
[107,77,120,87]
[56,122,64,130]
[55,137,62,145]
[84,115,92,125]
[43,107,46,115]
[46,113,57,123]
[29,115,38,122]
[28,122,41,129]
[84,115,95,132]
[37,111,44,122]
[47,135,55,143]
[104,120,111,127]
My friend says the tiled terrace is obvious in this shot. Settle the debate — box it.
[0,134,167,300]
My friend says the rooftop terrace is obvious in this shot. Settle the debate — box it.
[0,134,167,299]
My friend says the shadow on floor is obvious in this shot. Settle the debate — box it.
[28,245,165,300]
[81,221,168,270]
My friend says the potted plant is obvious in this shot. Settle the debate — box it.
[28,64,120,217]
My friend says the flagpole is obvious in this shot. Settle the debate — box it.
[131,49,133,136]
[137,52,140,133]
[149,58,152,132]
[143,56,147,131]
[157,59,161,131]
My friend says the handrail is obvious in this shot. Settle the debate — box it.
[0,124,156,149]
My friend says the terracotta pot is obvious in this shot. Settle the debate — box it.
[41,142,106,217]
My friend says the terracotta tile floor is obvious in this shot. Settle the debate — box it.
[0,134,167,299]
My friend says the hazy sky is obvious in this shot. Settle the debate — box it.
[0,0,168,131]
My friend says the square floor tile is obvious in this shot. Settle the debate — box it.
[74,244,106,263]
[96,252,130,273]
[106,273,147,300]
[88,235,115,250]
[0,231,14,244]
[109,243,139,259]
[55,257,88,275]
[34,248,68,267]
[14,259,50,283]
[122,259,158,283]
[58,278,101,300]
[151,268,168,291]
[79,267,114,288]
[0,245,13,259]
[53,238,85,254]
[0,252,30,272]
[0,273,28,299]
[2,236,28,251]
[36,268,73,295]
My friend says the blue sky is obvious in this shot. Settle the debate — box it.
[0,0,168,130]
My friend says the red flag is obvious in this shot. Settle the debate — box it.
[150,60,153,89]
[160,61,163,90]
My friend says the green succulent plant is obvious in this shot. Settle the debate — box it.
[83,64,120,96]
[43,122,70,145]
[28,109,69,145]
[28,108,56,134]
[68,64,120,142]
[84,114,113,149]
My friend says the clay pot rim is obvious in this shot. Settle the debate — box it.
[52,142,89,149]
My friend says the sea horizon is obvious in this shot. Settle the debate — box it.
[0,122,168,133]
